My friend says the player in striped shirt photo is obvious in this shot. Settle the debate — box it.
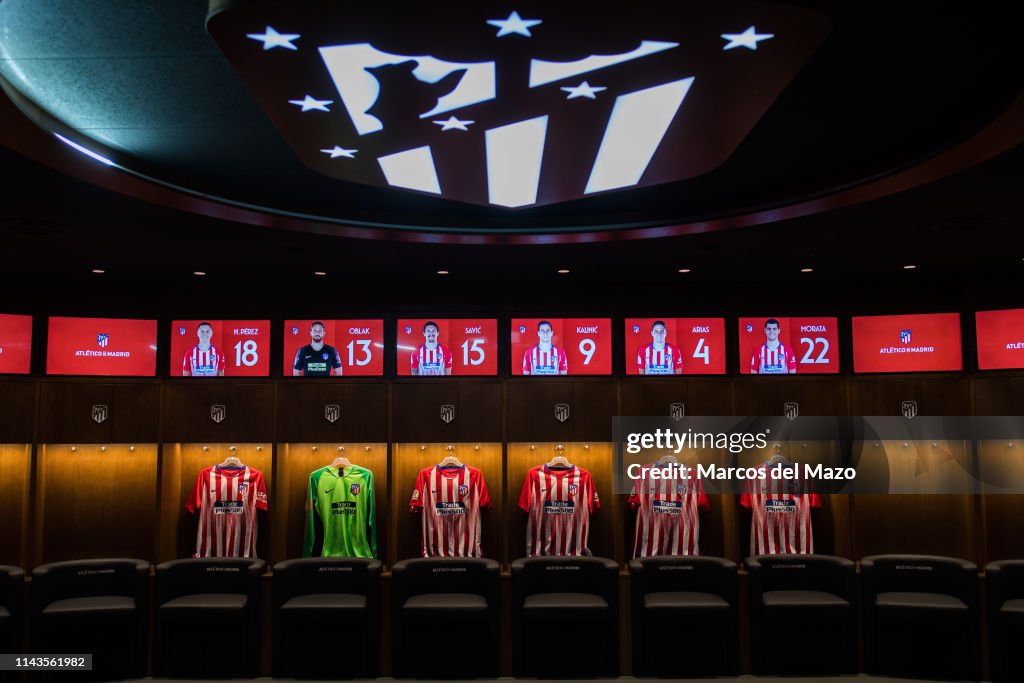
[522,320,568,375]
[636,320,684,375]
[181,321,224,376]
[410,320,453,375]
[750,318,797,374]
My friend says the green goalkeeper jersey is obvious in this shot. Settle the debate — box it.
[303,464,377,558]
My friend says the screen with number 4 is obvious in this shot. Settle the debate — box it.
[738,316,839,374]
[625,317,725,375]
[283,319,384,377]
[511,318,612,376]
[396,318,498,376]
[170,320,271,377]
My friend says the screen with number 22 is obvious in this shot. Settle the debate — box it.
[283,319,384,376]
[169,320,270,377]
[511,318,612,376]
[738,316,840,374]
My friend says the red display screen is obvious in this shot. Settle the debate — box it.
[0,314,32,375]
[397,319,498,376]
[46,317,157,376]
[169,320,271,377]
[625,317,725,375]
[739,316,840,375]
[283,319,384,376]
[511,318,612,376]
[852,313,962,373]
[976,309,1024,370]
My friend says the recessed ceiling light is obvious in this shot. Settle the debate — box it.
[678,268,691,273]
[90,268,105,274]
[437,270,449,275]
[800,267,813,273]
[557,269,570,274]
[193,271,206,276]
[313,271,327,276]
[903,264,917,270]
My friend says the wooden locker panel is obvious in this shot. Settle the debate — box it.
[110,383,161,442]
[978,440,1024,564]
[272,443,387,565]
[733,377,848,416]
[158,443,273,562]
[35,444,158,565]
[507,382,617,441]
[620,379,732,417]
[974,376,1024,415]
[38,382,114,442]
[391,383,461,443]
[620,446,731,563]
[848,377,970,416]
[506,443,618,563]
[0,444,31,567]
[163,383,274,442]
[453,383,504,441]
[389,443,503,564]
[735,442,846,559]
[850,440,976,562]
[276,383,388,442]
[0,381,36,442]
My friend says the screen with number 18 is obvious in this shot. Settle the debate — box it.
[738,316,839,374]
[169,320,270,377]
[511,318,612,376]
[283,319,384,376]
[396,318,497,376]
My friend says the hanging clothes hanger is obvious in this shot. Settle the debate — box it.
[546,444,572,469]
[219,450,243,468]
[656,452,680,465]
[331,446,352,469]
[768,443,790,465]
[439,444,463,467]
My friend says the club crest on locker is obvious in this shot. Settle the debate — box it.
[440,404,455,424]
[554,403,571,423]
[324,403,340,424]
[91,404,108,424]
[210,404,227,424]
[902,400,918,419]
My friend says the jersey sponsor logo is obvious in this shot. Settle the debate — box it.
[213,501,244,515]
[652,500,683,514]
[458,484,469,496]
[544,500,575,514]
[435,501,466,515]
[350,483,361,495]
[765,499,796,513]
[331,501,357,515]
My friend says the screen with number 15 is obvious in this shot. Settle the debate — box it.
[511,318,612,376]
[397,319,498,376]
[738,316,840,374]
[283,319,384,377]
[170,320,270,377]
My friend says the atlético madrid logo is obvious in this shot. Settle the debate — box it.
[208,2,828,209]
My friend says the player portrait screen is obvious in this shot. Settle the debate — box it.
[852,312,962,373]
[625,317,725,375]
[283,319,384,377]
[738,316,840,375]
[0,314,32,374]
[511,318,612,376]
[169,320,271,377]
[976,309,1024,370]
[46,317,157,376]
[396,319,498,376]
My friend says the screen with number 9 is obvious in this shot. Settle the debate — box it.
[511,318,612,376]
[170,320,270,377]
[625,318,725,375]
[283,319,383,377]
[738,316,839,374]
[396,319,497,376]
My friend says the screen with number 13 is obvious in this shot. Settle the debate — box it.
[282,319,384,377]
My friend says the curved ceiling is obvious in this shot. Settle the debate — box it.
[0,0,1022,240]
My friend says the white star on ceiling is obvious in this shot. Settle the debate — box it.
[320,146,357,159]
[721,26,774,50]
[246,26,300,51]
[560,81,607,99]
[433,116,475,131]
[486,11,542,37]
[288,95,333,112]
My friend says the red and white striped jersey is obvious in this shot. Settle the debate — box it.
[636,343,683,375]
[186,465,268,558]
[519,464,600,557]
[750,343,796,374]
[739,463,820,555]
[522,345,567,375]
[629,464,710,557]
[409,465,492,557]
[183,344,224,376]
[411,344,452,376]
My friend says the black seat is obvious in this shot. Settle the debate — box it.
[0,566,25,658]
[272,557,380,678]
[747,554,856,675]
[862,554,979,680]
[630,556,738,676]
[988,560,1024,681]
[391,557,499,677]
[512,556,619,677]
[154,557,265,677]
[31,559,149,680]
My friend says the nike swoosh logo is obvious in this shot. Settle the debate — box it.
[325,488,334,493]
